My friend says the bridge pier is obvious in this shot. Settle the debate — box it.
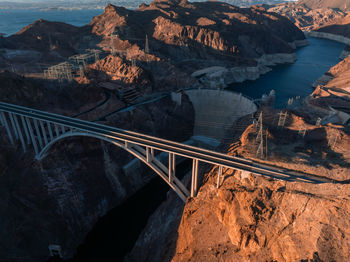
[13,114,26,152]
[216,165,223,188]
[26,118,39,155]
[146,147,152,163]
[191,159,199,197]
[168,153,175,183]
[21,115,31,144]
[9,113,19,140]
[0,111,15,145]
[40,121,48,145]
[54,124,60,137]
[33,119,43,149]
[47,122,54,141]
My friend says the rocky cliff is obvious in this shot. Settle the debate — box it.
[127,107,350,262]
[308,54,350,125]
[172,173,350,261]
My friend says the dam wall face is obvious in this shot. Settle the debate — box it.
[184,89,257,142]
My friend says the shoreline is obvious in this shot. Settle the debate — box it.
[193,39,309,88]
[304,31,350,88]
[304,31,350,59]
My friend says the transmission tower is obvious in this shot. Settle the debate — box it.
[316,117,322,126]
[329,131,339,150]
[256,112,263,141]
[298,126,307,138]
[256,112,264,158]
[145,34,149,54]
[131,59,136,67]
[79,65,84,78]
[278,111,288,128]
[110,34,116,55]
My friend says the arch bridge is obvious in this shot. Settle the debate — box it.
[0,102,329,202]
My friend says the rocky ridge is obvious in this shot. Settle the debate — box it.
[0,0,306,88]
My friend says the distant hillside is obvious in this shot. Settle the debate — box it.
[205,0,297,7]
[297,0,350,11]
[0,0,298,10]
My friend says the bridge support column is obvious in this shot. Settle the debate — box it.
[33,119,43,149]
[8,113,19,140]
[21,115,31,144]
[168,153,175,183]
[146,147,152,163]
[47,122,54,141]
[54,124,60,137]
[0,111,14,145]
[216,165,223,188]
[191,158,199,197]
[0,112,4,127]
[39,121,48,145]
[61,126,65,134]
[26,118,39,155]
[13,114,26,152]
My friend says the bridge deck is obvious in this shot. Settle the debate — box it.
[0,102,336,201]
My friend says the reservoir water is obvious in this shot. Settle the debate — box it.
[0,9,103,36]
[229,37,346,108]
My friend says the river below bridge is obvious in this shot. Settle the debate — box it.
[229,37,346,108]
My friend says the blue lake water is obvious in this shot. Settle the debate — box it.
[229,37,346,108]
[0,9,104,36]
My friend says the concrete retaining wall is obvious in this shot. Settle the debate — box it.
[184,89,257,141]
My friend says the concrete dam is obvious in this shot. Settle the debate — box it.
[183,89,258,142]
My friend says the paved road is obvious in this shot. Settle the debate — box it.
[0,101,337,184]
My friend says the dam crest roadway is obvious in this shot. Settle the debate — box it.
[0,101,338,202]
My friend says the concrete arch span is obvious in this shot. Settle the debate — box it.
[37,131,189,201]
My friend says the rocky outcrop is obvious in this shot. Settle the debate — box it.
[169,109,350,261]
[87,0,305,63]
[309,55,350,121]
[268,3,348,31]
[298,0,350,11]
[173,175,350,262]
